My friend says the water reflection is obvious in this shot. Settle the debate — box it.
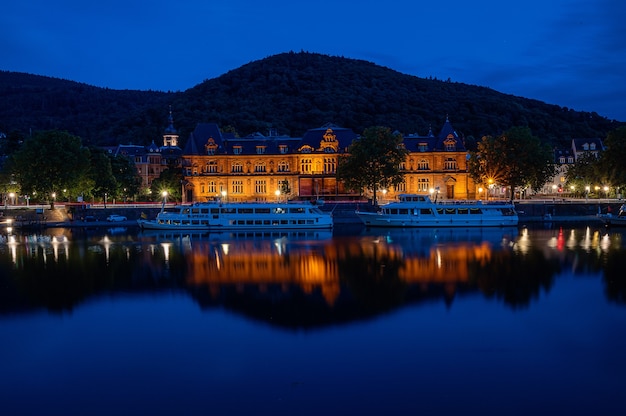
[1,225,626,324]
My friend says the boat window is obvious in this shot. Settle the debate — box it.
[445,208,456,214]
[191,208,200,214]
[399,209,409,215]
[256,208,271,214]
[436,208,444,214]
[470,208,482,214]
[200,208,209,214]
[290,207,306,214]
[238,208,254,214]
[420,208,433,215]
[458,208,469,215]
[389,209,398,215]
[182,208,190,215]
[221,208,236,214]
[274,208,286,214]
[210,208,220,214]
[280,220,289,224]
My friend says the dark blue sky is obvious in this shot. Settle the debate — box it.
[3,0,625,121]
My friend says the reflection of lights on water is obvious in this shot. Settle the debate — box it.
[435,248,442,268]
[221,243,230,256]
[600,233,611,251]
[101,236,112,262]
[7,235,18,265]
[161,243,171,264]
[514,227,531,254]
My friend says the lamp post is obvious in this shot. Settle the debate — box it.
[478,187,483,200]
[381,189,387,203]
[275,189,280,203]
[8,192,15,206]
[585,185,590,201]
[221,190,227,203]
[603,186,609,200]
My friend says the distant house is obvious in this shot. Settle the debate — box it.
[542,137,604,195]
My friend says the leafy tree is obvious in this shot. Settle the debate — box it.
[337,126,408,205]
[150,168,183,202]
[468,126,556,201]
[110,154,141,201]
[598,126,626,194]
[7,130,90,208]
[88,148,117,205]
[565,151,602,195]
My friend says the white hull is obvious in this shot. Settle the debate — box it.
[356,212,518,227]
[137,201,333,231]
[357,194,518,228]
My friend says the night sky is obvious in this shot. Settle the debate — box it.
[2,0,625,120]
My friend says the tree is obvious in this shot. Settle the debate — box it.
[88,148,117,205]
[150,168,183,202]
[598,126,626,195]
[468,127,556,201]
[337,126,408,205]
[565,151,601,196]
[110,154,141,201]
[7,130,91,208]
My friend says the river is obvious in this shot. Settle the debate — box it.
[1,223,625,415]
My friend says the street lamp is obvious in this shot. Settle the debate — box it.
[381,189,387,203]
[8,192,15,206]
[478,187,483,200]
[585,185,590,201]
[221,190,227,203]
[603,186,609,200]
[275,189,280,202]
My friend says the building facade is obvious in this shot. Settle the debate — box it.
[181,117,476,203]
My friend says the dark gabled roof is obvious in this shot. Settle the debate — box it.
[572,138,604,152]
[403,118,466,152]
[184,123,225,155]
[300,123,357,151]
[114,144,146,157]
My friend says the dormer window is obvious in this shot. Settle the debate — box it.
[559,157,566,164]
[233,146,242,155]
[583,143,589,150]
[568,157,574,163]
[279,145,288,154]
[590,143,596,150]
[418,143,428,152]
[256,146,266,155]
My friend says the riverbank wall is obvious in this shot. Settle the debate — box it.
[1,200,621,228]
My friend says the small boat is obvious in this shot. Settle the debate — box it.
[137,200,333,231]
[600,204,626,227]
[356,194,518,227]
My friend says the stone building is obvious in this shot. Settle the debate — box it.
[180,117,476,203]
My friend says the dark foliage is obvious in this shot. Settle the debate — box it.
[1,52,623,149]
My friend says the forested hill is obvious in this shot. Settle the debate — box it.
[1,52,623,148]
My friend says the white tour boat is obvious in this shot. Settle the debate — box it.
[137,200,333,231]
[356,194,518,227]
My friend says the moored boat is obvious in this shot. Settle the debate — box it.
[600,204,626,227]
[137,200,333,231]
[356,194,518,227]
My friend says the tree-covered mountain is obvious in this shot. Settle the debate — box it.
[1,52,623,149]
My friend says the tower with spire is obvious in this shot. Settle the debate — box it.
[163,106,179,147]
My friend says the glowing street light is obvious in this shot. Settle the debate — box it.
[275,189,280,202]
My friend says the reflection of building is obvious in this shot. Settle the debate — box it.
[181,118,475,203]
[182,236,499,306]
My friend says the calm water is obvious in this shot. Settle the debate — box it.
[1,224,625,416]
